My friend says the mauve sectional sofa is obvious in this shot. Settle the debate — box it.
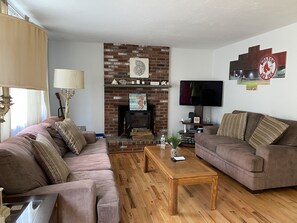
[0,117,120,223]
[195,110,297,192]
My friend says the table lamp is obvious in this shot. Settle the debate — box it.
[54,69,84,119]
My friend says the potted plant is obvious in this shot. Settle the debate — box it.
[167,134,181,157]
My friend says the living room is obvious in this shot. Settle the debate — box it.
[1,1,297,223]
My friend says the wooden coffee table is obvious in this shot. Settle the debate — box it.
[143,145,218,215]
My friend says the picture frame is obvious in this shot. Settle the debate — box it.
[129,93,147,111]
[194,117,200,124]
[129,58,149,78]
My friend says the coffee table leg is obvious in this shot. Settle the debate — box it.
[210,176,218,210]
[144,152,149,173]
[168,179,178,215]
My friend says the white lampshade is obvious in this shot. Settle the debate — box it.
[54,69,84,89]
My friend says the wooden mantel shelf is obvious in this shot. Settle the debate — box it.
[104,84,171,88]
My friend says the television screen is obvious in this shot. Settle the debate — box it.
[179,80,223,106]
[129,93,147,111]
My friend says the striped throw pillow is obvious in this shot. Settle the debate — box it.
[55,118,87,155]
[249,116,289,149]
[32,134,70,184]
[217,113,248,140]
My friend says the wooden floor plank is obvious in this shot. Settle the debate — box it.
[110,150,297,223]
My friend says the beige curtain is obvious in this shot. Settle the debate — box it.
[0,14,48,90]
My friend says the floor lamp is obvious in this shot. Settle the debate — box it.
[54,69,84,119]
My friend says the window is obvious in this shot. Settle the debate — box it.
[10,89,48,136]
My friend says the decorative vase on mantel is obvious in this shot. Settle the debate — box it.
[168,134,181,158]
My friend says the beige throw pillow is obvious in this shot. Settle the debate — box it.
[217,113,248,140]
[32,134,70,184]
[249,116,289,149]
[55,118,87,155]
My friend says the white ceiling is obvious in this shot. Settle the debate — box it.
[9,0,297,49]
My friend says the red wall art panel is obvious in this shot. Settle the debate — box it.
[229,45,286,90]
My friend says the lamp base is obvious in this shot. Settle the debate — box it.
[60,89,75,119]
[0,205,10,219]
[0,87,13,123]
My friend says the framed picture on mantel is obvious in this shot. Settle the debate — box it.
[129,93,147,111]
[129,58,149,78]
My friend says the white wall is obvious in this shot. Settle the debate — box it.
[211,22,297,123]
[48,40,104,132]
[168,48,214,134]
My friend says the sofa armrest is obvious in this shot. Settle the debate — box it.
[21,180,97,223]
[203,126,219,135]
[256,145,297,186]
[82,131,97,144]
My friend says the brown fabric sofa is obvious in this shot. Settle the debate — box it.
[195,110,297,191]
[0,117,120,223]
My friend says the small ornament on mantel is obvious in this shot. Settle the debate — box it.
[111,79,118,85]
[0,188,10,222]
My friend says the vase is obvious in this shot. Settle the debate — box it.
[171,148,177,157]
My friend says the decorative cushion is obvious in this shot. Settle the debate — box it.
[0,136,48,194]
[232,110,264,141]
[46,125,69,156]
[217,113,248,140]
[54,118,87,155]
[249,116,289,149]
[32,134,70,184]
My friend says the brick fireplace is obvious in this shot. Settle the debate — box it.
[104,43,170,151]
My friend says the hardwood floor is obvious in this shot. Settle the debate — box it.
[110,148,297,223]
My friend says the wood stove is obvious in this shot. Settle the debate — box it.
[118,105,155,138]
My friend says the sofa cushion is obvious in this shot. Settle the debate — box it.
[249,116,289,149]
[63,138,108,158]
[195,133,243,153]
[32,134,70,184]
[216,143,264,172]
[46,125,68,156]
[42,116,63,125]
[55,118,87,155]
[0,136,48,194]
[276,118,297,146]
[64,153,111,172]
[233,110,264,141]
[82,131,97,144]
[68,170,120,222]
[16,123,62,156]
[217,113,248,140]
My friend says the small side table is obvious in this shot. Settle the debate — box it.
[3,194,58,223]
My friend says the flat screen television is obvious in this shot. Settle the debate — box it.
[179,80,223,106]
